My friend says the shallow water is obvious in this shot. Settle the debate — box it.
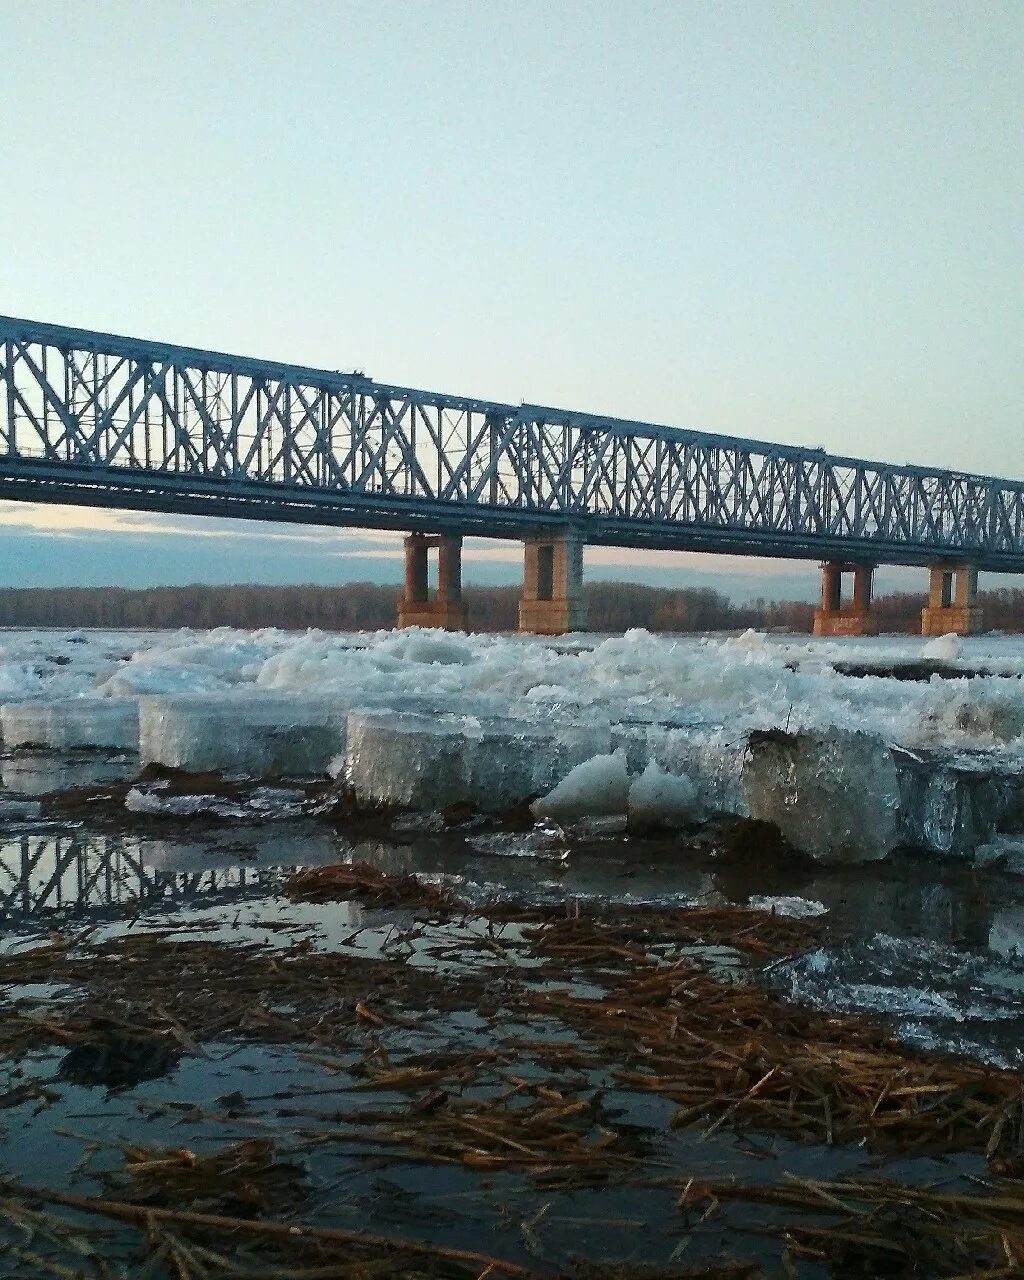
[3,770,1024,1067]
[1,741,1024,1276]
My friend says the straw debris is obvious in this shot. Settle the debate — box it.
[1,861,1023,1277]
[285,862,454,911]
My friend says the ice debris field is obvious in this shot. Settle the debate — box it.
[5,624,1024,864]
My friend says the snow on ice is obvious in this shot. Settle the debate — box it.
[5,624,1024,861]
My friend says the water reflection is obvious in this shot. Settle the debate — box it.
[1,804,1022,967]
[1,751,137,795]
[0,824,339,923]
[2,807,1024,1082]
[716,860,1003,951]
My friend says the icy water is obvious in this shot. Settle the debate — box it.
[0,794,1014,1273]
[4,627,1024,1275]
[3,783,1024,1067]
[0,783,1022,1276]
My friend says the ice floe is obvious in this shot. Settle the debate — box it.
[6,625,1024,861]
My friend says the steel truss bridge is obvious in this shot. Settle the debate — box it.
[1,314,1022,570]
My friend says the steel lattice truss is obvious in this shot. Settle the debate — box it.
[2,314,1022,568]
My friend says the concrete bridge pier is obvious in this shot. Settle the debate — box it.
[518,532,587,635]
[812,562,877,636]
[396,534,468,630]
[921,564,983,635]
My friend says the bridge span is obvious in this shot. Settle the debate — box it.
[2,314,1020,636]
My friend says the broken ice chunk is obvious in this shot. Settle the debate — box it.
[922,633,961,662]
[124,787,310,820]
[627,761,698,828]
[531,752,629,822]
[742,728,900,864]
[0,697,139,751]
[747,894,829,918]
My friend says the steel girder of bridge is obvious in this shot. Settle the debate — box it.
[2,313,1022,571]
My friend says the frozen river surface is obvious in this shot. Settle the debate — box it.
[7,624,1024,751]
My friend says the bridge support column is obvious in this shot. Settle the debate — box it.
[518,533,587,635]
[921,564,982,635]
[812,563,877,636]
[396,534,468,631]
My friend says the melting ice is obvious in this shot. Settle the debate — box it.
[4,625,1024,862]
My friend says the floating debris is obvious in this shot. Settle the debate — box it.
[59,1023,181,1089]
[108,1138,307,1217]
[0,857,1023,1276]
[285,861,455,911]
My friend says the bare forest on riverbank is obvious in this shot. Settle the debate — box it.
[2,583,1024,634]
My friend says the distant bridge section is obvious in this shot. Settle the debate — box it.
[1,314,1020,634]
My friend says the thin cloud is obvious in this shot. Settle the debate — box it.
[0,502,400,546]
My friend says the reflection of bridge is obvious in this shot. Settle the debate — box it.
[0,833,284,920]
[2,314,1020,636]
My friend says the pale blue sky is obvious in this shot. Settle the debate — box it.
[2,2,1022,598]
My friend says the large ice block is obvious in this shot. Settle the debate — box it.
[894,750,1006,855]
[0,698,139,751]
[139,693,350,777]
[347,712,477,810]
[642,727,747,819]
[741,728,901,864]
[346,709,611,811]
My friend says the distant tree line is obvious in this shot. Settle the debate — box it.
[870,588,1024,635]
[0,582,1022,634]
[584,584,816,633]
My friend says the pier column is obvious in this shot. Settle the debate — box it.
[518,532,587,635]
[437,534,462,604]
[403,534,429,605]
[921,564,982,635]
[396,534,468,631]
[812,562,877,636]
